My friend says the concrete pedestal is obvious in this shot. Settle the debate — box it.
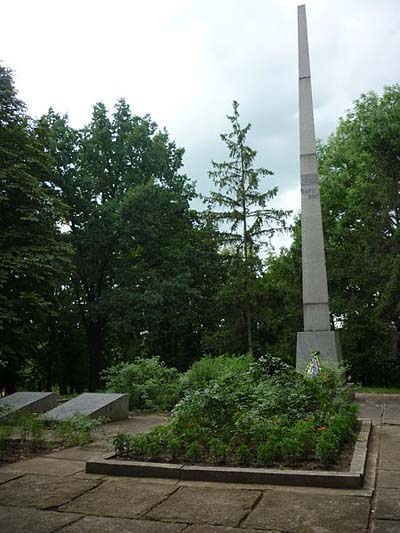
[296,330,342,371]
[0,392,58,418]
[42,393,129,422]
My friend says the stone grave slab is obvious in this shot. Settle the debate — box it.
[0,391,58,417]
[42,393,129,422]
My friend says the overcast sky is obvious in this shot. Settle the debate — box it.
[2,0,400,248]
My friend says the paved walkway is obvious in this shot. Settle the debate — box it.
[0,398,398,532]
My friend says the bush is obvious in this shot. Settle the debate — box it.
[19,415,44,446]
[54,415,107,447]
[236,444,252,464]
[103,356,181,411]
[181,354,253,393]
[209,438,228,465]
[112,358,358,467]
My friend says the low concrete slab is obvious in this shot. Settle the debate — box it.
[62,478,178,519]
[0,505,81,533]
[0,474,98,509]
[61,515,187,532]
[146,486,260,527]
[0,392,58,417]
[43,393,129,422]
[243,490,371,532]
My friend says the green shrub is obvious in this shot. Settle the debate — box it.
[316,430,339,466]
[167,436,181,459]
[181,354,253,393]
[112,357,358,467]
[103,357,181,411]
[0,424,13,454]
[129,434,147,456]
[209,438,228,465]
[54,415,107,447]
[113,433,131,456]
[19,415,44,446]
[257,443,272,466]
[236,444,252,464]
[185,442,202,462]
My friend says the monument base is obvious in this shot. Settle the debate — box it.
[296,330,342,371]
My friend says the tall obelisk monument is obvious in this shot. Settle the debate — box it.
[296,4,342,370]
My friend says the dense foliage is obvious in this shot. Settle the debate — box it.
[113,360,357,467]
[1,61,400,390]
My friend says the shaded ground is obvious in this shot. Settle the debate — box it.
[0,400,398,532]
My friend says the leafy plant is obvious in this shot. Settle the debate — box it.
[236,444,252,464]
[54,415,107,447]
[209,438,228,465]
[181,354,253,393]
[112,359,357,467]
[103,357,181,411]
[18,415,44,446]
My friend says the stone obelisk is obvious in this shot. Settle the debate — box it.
[296,4,342,370]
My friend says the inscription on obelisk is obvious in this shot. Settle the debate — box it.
[296,4,342,370]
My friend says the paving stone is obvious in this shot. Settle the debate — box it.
[184,525,279,533]
[0,456,84,476]
[62,515,186,532]
[243,490,370,532]
[44,444,107,461]
[0,471,21,485]
[0,474,98,509]
[147,486,260,527]
[0,505,80,532]
[373,519,400,532]
[375,488,400,519]
[378,454,400,471]
[63,478,177,518]
[378,470,400,489]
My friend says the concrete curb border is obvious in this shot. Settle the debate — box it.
[86,418,371,489]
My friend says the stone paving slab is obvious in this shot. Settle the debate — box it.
[372,519,400,532]
[62,478,178,518]
[375,488,400,520]
[377,453,400,471]
[0,474,98,509]
[0,456,84,476]
[44,443,108,461]
[0,505,81,533]
[184,526,280,533]
[377,469,400,489]
[242,490,370,532]
[61,515,187,532]
[93,414,168,439]
[147,486,260,527]
[0,471,21,485]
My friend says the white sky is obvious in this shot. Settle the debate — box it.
[2,0,400,249]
